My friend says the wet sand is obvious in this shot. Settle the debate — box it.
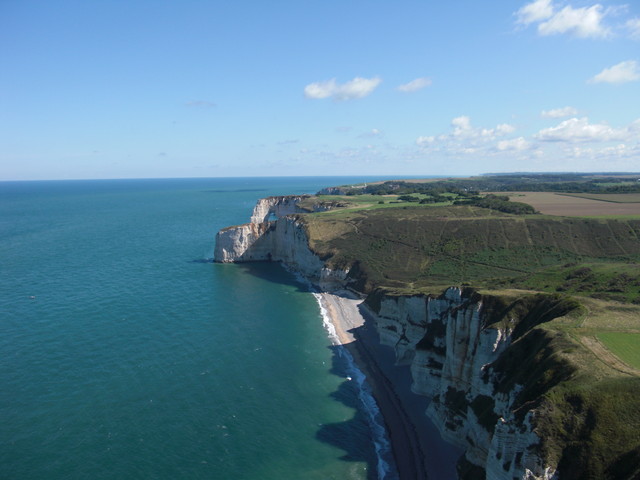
[316,291,462,479]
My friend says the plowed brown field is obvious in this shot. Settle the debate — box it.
[506,192,640,216]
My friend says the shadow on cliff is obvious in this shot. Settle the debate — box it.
[233,262,313,293]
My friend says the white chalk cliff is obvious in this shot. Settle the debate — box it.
[214,196,563,479]
[367,289,560,479]
[214,196,347,289]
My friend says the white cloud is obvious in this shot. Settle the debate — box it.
[495,123,517,135]
[563,143,640,165]
[516,0,554,25]
[304,76,382,101]
[411,114,640,172]
[416,136,435,146]
[397,77,432,92]
[415,116,523,159]
[497,137,531,151]
[538,4,610,38]
[535,117,631,142]
[541,106,579,118]
[627,18,640,39]
[451,116,473,136]
[516,1,612,38]
[590,60,640,84]
[443,116,517,140]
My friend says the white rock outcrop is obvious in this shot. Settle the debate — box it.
[366,290,558,479]
[249,195,310,224]
[214,196,347,290]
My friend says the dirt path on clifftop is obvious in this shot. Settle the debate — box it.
[580,336,640,376]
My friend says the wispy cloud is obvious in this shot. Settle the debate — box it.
[415,116,519,155]
[516,0,612,38]
[414,114,640,172]
[539,4,610,38]
[516,0,554,25]
[541,106,579,118]
[628,18,640,39]
[304,77,382,101]
[590,60,640,84]
[535,117,636,142]
[448,116,515,139]
[497,137,531,151]
[397,77,432,93]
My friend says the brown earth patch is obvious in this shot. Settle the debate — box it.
[560,193,640,203]
[505,192,640,216]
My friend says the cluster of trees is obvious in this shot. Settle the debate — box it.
[347,174,640,196]
[397,194,449,203]
[393,192,536,214]
[359,181,474,196]
[454,194,537,214]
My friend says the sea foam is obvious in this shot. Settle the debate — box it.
[312,293,398,480]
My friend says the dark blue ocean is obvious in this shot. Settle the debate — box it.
[0,177,405,480]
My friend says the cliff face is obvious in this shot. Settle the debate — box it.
[214,196,348,290]
[214,196,572,479]
[249,195,311,224]
[367,289,569,479]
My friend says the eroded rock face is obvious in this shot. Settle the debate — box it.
[366,290,560,480]
[215,195,310,263]
[249,195,310,224]
[214,196,347,290]
[214,222,272,263]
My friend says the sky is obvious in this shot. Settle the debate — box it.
[1,0,639,180]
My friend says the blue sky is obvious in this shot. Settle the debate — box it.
[1,0,639,180]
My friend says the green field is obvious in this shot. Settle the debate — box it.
[597,332,640,369]
[508,262,640,303]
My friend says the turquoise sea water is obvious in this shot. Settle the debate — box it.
[0,177,401,480]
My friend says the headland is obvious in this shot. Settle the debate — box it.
[214,173,640,480]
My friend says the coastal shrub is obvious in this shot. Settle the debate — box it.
[454,194,537,215]
[398,195,420,202]
[351,174,640,197]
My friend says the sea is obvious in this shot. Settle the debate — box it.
[0,177,407,480]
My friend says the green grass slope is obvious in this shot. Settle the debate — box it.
[302,204,640,296]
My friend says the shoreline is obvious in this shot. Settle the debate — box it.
[315,291,462,479]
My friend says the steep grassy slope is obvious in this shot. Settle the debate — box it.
[302,204,640,296]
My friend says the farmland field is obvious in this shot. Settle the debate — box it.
[505,192,640,216]
[597,332,640,370]
[560,193,640,203]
